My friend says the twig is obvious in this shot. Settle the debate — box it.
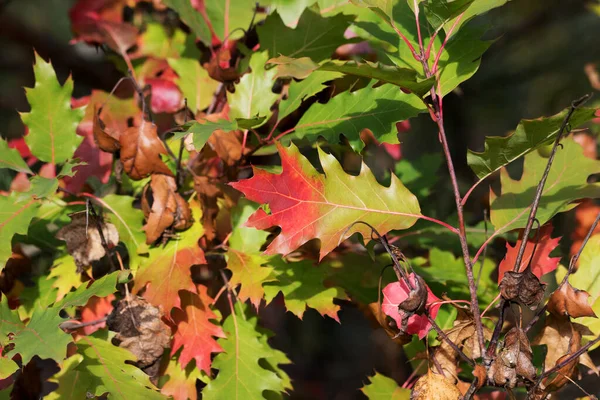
[87,199,117,272]
[176,98,189,187]
[60,316,108,331]
[485,296,509,359]
[475,208,489,289]
[511,94,591,274]
[529,334,600,397]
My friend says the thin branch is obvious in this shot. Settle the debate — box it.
[485,296,509,359]
[511,94,591,274]
[426,313,475,367]
[571,210,600,267]
[475,208,489,289]
[176,98,189,188]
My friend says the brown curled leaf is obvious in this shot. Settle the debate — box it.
[142,174,193,244]
[547,281,596,318]
[499,267,546,309]
[488,327,535,388]
[120,120,173,180]
[93,105,121,153]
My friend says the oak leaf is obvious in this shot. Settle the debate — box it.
[230,142,421,259]
[119,120,174,180]
[160,357,203,400]
[381,273,441,339]
[170,287,225,374]
[488,327,535,388]
[93,105,121,153]
[132,216,206,313]
[497,224,561,284]
[77,294,115,336]
[142,174,193,244]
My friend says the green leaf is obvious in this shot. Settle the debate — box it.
[226,199,275,309]
[69,335,165,400]
[446,0,509,34]
[58,159,86,178]
[319,60,434,97]
[0,139,32,173]
[205,0,260,42]
[0,357,18,379]
[47,354,90,400]
[0,193,40,271]
[292,81,427,150]
[490,138,600,234]
[394,153,442,199]
[258,9,354,62]
[3,272,120,365]
[228,51,279,122]
[278,70,342,121]
[48,254,83,302]
[203,307,291,400]
[423,0,474,32]
[172,119,238,150]
[20,53,84,164]
[430,23,492,97]
[268,0,318,27]
[28,176,58,198]
[168,58,219,113]
[163,0,212,45]
[361,372,410,399]
[467,107,597,181]
[139,23,187,59]
[263,257,346,321]
[55,271,120,310]
[18,273,59,320]
[101,194,149,271]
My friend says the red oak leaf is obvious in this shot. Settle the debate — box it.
[170,287,225,373]
[146,78,183,114]
[381,273,441,339]
[230,142,421,259]
[77,294,115,335]
[497,224,561,284]
[132,222,206,313]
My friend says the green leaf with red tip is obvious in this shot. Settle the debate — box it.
[362,372,410,399]
[263,257,346,321]
[20,53,84,164]
[203,306,291,400]
[230,143,421,259]
[132,215,205,314]
[292,81,427,151]
[0,193,40,271]
[226,200,276,309]
[490,138,600,235]
[160,356,205,400]
[467,106,597,182]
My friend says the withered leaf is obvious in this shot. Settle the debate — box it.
[120,120,173,180]
[93,105,121,153]
[488,327,536,388]
[500,267,546,309]
[362,302,411,346]
[193,176,222,242]
[209,130,243,166]
[411,371,461,400]
[434,309,491,383]
[107,296,170,378]
[56,212,119,269]
[532,314,598,394]
[547,281,596,318]
[142,174,193,244]
[399,274,428,314]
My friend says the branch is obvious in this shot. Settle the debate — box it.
[511,94,591,273]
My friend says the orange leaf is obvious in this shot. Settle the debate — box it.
[171,287,225,374]
[119,120,173,180]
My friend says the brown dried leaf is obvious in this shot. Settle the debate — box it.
[56,213,119,269]
[193,176,222,241]
[488,327,535,388]
[411,371,461,400]
[209,130,243,166]
[107,296,170,379]
[93,105,121,153]
[142,174,193,244]
[500,267,546,309]
[547,281,596,318]
[120,120,173,180]
[472,364,487,389]
[532,314,596,394]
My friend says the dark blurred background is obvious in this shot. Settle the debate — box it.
[1,0,600,398]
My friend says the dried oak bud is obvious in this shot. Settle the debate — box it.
[499,267,546,309]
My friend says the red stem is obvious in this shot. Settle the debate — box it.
[431,13,464,75]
